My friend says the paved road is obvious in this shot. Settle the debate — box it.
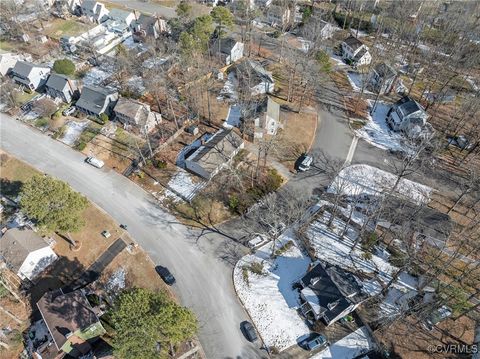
[0,115,265,359]
[105,0,176,18]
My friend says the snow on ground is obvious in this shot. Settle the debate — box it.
[346,72,373,94]
[350,29,369,38]
[306,204,419,316]
[311,326,374,359]
[60,121,89,146]
[223,104,242,129]
[328,164,432,205]
[83,65,114,86]
[233,233,311,351]
[354,100,419,154]
[466,76,479,92]
[218,71,238,100]
[164,169,205,202]
[26,320,53,353]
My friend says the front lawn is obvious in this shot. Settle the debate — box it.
[42,19,92,40]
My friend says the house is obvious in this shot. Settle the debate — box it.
[386,96,429,138]
[10,61,50,91]
[66,0,82,14]
[307,19,334,40]
[133,14,168,40]
[255,0,273,7]
[0,228,57,282]
[254,97,282,139]
[297,261,368,326]
[81,0,109,23]
[0,51,21,76]
[341,36,372,67]
[369,63,397,94]
[185,129,244,179]
[107,8,136,28]
[37,289,106,356]
[211,37,244,66]
[236,60,275,96]
[76,85,118,117]
[267,5,291,28]
[113,97,162,135]
[45,73,79,103]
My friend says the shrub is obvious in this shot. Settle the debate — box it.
[242,266,249,286]
[249,261,264,275]
[53,59,76,75]
[153,159,167,169]
[275,240,294,256]
[228,194,239,213]
[315,50,332,73]
[361,232,377,252]
[75,141,86,151]
[263,168,283,193]
[35,117,49,128]
[99,113,109,124]
[52,125,67,140]
[0,153,10,167]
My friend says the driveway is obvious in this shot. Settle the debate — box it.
[0,114,265,359]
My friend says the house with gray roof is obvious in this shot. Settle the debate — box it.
[80,0,109,23]
[235,60,275,96]
[45,74,79,103]
[10,61,50,91]
[297,260,368,326]
[108,8,135,27]
[211,37,244,65]
[0,228,57,282]
[113,97,162,135]
[254,97,282,139]
[185,129,244,179]
[342,36,371,67]
[386,96,430,139]
[76,85,118,117]
[369,63,397,95]
[133,14,168,40]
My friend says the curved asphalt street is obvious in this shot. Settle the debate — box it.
[0,114,265,359]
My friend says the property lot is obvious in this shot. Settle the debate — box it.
[41,18,93,40]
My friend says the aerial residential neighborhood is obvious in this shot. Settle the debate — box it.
[0,0,479,358]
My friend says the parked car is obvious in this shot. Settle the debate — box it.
[101,230,111,238]
[240,321,258,342]
[296,153,313,172]
[85,156,104,168]
[62,106,76,116]
[155,265,176,285]
[300,333,329,351]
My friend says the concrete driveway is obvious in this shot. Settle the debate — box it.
[0,114,266,359]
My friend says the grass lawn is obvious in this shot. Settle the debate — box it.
[15,91,37,105]
[42,18,92,40]
[0,40,15,51]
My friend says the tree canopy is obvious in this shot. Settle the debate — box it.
[179,15,214,56]
[110,288,198,358]
[53,59,76,75]
[211,6,234,38]
[20,175,88,233]
[176,0,192,22]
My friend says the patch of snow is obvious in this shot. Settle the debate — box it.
[466,76,479,92]
[126,75,146,95]
[224,104,242,129]
[351,29,369,38]
[164,169,206,202]
[328,164,432,205]
[346,72,373,94]
[105,267,126,293]
[233,233,311,351]
[60,121,89,146]
[26,320,53,354]
[311,326,374,359]
[218,71,238,100]
[354,100,419,154]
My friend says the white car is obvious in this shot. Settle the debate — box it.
[63,106,76,116]
[85,156,104,168]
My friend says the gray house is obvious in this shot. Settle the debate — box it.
[76,85,118,117]
[45,74,79,103]
[297,261,368,326]
[369,63,397,95]
[386,96,429,138]
[236,60,275,96]
[133,14,168,40]
[185,129,244,180]
[113,97,161,135]
[211,37,244,66]
[80,0,109,23]
[10,61,50,91]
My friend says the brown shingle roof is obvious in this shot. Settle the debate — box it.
[343,36,364,51]
[37,290,100,350]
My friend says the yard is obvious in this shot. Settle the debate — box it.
[41,18,92,40]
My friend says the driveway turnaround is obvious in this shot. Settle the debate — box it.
[0,115,265,359]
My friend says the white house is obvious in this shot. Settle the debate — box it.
[254,97,282,139]
[211,37,244,66]
[0,228,57,282]
[236,60,275,96]
[369,62,397,95]
[267,5,291,28]
[341,36,372,67]
[386,96,430,138]
[80,0,109,23]
[10,61,50,91]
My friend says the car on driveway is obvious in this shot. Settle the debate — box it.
[155,265,176,285]
[240,321,258,342]
[296,153,313,172]
[300,333,329,351]
[62,106,76,116]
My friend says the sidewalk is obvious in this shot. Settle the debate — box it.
[244,141,293,181]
